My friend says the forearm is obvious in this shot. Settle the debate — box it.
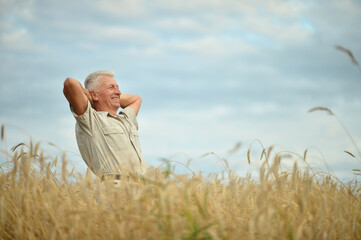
[119,94,142,116]
[119,94,141,108]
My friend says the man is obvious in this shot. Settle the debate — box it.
[63,70,146,180]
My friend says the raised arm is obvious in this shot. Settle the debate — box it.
[63,77,91,116]
[119,94,142,116]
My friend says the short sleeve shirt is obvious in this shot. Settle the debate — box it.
[71,101,146,177]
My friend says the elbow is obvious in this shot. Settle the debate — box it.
[63,77,79,90]
[63,77,78,96]
[135,95,142,105]
[63,77,76,89]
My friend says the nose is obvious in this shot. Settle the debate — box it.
[115,88,121,95]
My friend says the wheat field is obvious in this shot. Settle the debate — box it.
[0,138,360,240]
[2,44,360,240]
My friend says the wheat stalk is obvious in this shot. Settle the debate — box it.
[335,45,361,74]
[308,106,361,163]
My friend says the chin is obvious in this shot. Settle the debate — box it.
[112,104,121,109]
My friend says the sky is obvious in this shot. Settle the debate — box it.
[1,0,361,181]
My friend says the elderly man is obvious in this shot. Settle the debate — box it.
[63,70,146,181]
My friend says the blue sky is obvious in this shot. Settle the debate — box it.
[1,0,361,181]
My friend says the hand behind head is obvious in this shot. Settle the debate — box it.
[83,88,95,108]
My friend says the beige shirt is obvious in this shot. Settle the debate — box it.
[71,101,146,177]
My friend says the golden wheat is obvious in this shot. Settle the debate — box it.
[1,139,360,240]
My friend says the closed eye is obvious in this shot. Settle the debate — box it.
[108,84,119,89]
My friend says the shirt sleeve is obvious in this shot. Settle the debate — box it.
[120,106,139,130]
[70,100,95,135]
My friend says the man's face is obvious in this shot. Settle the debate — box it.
[93,76,121,111]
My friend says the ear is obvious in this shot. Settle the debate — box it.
[90,91,99,101]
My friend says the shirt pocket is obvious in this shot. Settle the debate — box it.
[131,129,138,138]
[130,129,143,154]
[102,127,127,151]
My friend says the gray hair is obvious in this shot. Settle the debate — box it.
[84,70,114,91]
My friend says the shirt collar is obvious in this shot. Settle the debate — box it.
[96,110,126,119]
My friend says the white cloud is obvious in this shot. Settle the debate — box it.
[0,0,34,19]
[152,0,305,16]
[262,0,307,17]
[91,26,157,45]
[91,0,146,18]
[305,0,361,49]
[153,0,225,13]
[152,0,315,47]
[168,36,259,56]
[170,37,225,56]
[246,102,280,116]
[245,19,313,43]
[125,46,162,57]
[332,0,361,15]
[0,27,47,52]
[155,18,208,34]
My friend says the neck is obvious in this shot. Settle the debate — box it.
[94,102,118,116]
